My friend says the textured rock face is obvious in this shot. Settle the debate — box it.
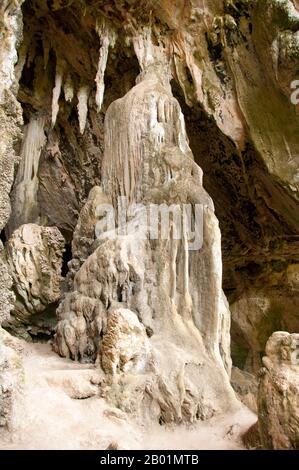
[258,332,299,449]
[67,186,111,288]
[0,0,23,231]
[0,0,23,324]
[101,307,151,376]
[0,328,23,429]
[231,286,299,372]
[5,224,65,337]
[0,0,24,431]
[53,45,237,423]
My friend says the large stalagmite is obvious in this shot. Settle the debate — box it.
[8,115,46,235]
[54,31,237,423]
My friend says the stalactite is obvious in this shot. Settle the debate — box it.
[63,73,74,102]
[95,35,109,113]
[51,58,64,128]
[8,115,46,234]
[95,19,116,113]
[132,27,154,71]
[77,84,90,134]
[18,115,46,184]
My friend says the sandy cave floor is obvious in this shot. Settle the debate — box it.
[0,342,257,450]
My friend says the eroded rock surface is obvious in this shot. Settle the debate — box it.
[67,186,111,288]
[231,286,299,372]
[231,366,257,413]
[0,0,24,431]
[0,328,23,429]
[258,331,299,449]
[5,224,64,337]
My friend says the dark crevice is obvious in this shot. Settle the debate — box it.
[0,228,7,245]
[61,242,72,277]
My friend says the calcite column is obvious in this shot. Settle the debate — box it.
[54,31,238,423]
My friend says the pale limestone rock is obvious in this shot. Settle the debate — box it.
[0,0,23,323]
[258,332,299,449]
[54,34,237,423]
[219,293,232,377]
[0,0,24,430]
[67,186,111,288]
[1,0,299,444]
[8,114,46,235]
[101,307,151,376]
[77,85,90,135]
[44,369,102,399]
[6,224,65,327]
[51,57,64,127]
[0,242,15,326]
[95,19,116,113]
[0,328,23,429]
[63,73,74,103]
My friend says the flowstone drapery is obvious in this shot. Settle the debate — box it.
[54,35,237,423]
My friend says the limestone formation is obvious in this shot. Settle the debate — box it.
[67,186,111,288]
[5,224,65,336]
[8,115,46,235]
[258,332,299,449]
[0,328,23,429]
[0,0,23,323]
[0,0,24,431]
[54,33,237,424]
[101,307,151,377]
[44,368,103,400]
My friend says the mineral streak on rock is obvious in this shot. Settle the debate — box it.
[8,115,46,235]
